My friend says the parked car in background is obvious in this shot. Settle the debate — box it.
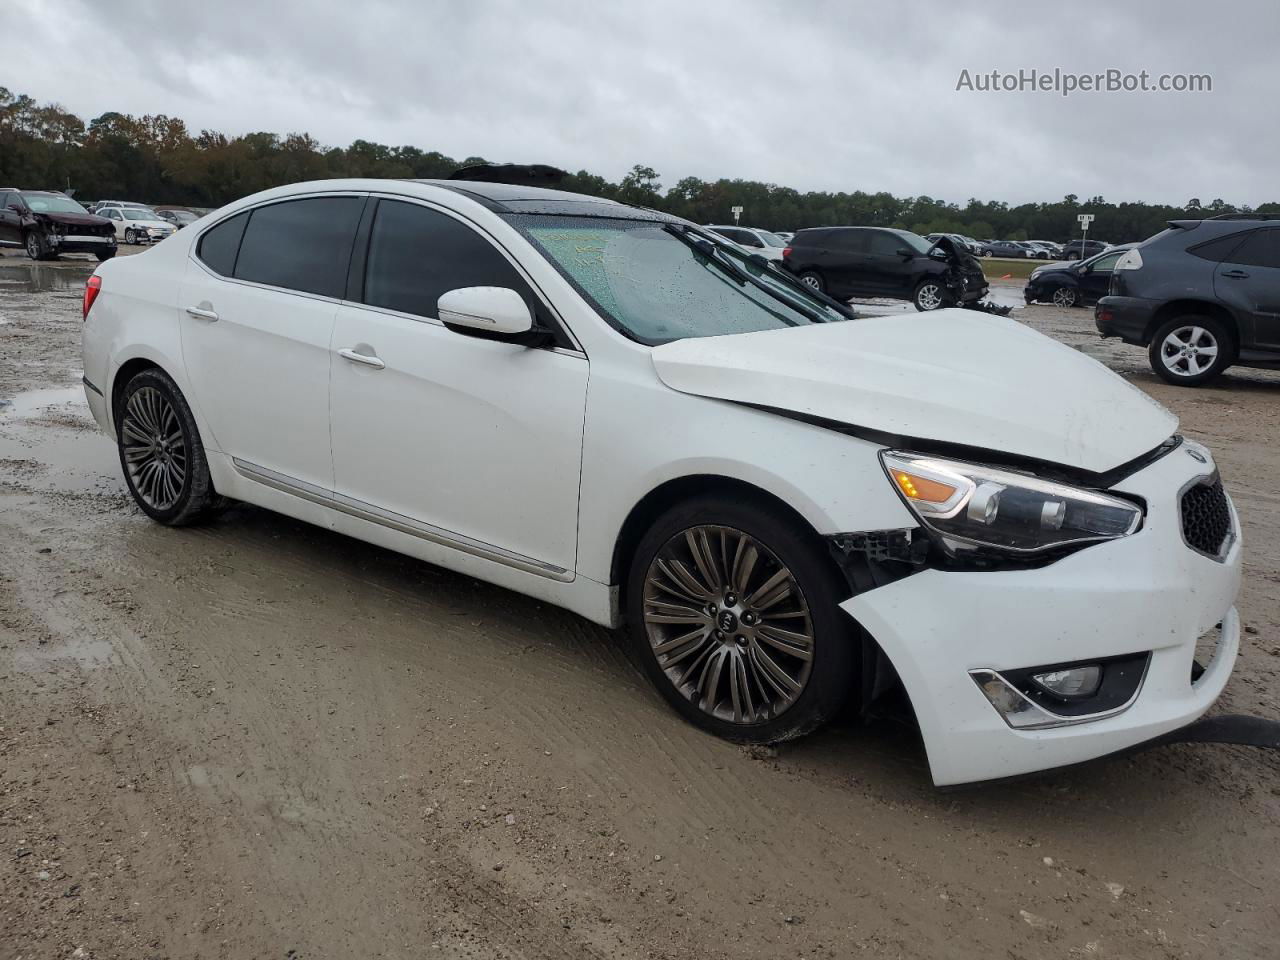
[783,226,988,310]
[704,225,788,260]
[1024,244,1135,307]
[81,177,1241,786]
[92,200,152,215]
[775,231,794,242]
[1061,238,1110,260]
[98,206,177,245]
[156,209,200,228]
[926,233,982,256]
[0,189,117,260]
[1019,242,1054,260]
[1033,240,1064,258]
[1096,215,1280,385]
[979,240,1028,258]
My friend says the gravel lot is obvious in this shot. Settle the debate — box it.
[2,250,1278,959]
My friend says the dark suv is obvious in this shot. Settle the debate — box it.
[1095,215,1280,385]
[782,227,988,311]
[0,189,117,261]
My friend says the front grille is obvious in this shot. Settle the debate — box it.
[1180,477,1231,557]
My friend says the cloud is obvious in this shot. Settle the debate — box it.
[9,0,1277,204]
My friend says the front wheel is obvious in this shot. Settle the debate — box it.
[24,231,50,260]
[913,279,949,312]
[125,228,137,245]
[1148,315,1232,386]
[1050,286,1077,308]
[116,367,220,525]
[626,495,856,744]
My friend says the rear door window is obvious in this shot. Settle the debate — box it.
[233,196,365,298]
[865,231,903,256]
[362,198,539,322]
[1226,228,1280,269]
[1190,231,1250,263]
[196,212,249,277]
[832,230,869,253]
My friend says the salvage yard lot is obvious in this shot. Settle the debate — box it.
[2,251,1279,959]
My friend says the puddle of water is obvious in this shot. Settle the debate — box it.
[0,260,94,294]
[0,386,123,496]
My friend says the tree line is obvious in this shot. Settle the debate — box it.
[3,86,1274,243]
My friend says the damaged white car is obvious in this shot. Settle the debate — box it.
[81,178,1242,785]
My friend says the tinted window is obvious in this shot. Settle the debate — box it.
[363,199,535,319]
[866,231,904,256]
[196,212,249,277]
[234,197,364,298]
[831,230,868,253]
[0,192,15,210]
[1226,228,1280,269]
[1190,231,1249,263]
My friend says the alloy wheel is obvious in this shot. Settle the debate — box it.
[120,386,188,510]
[125,229,136,244]
[1051,287,1076,308]
[25,233,40,259]
[800,273,821,291]
[642,525,814,725]
[1160,325,1219,378]
[916,283,943,310]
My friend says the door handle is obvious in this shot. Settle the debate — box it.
[1220,269,1250,279]
[185,306,219,321]
[338,348,385,370]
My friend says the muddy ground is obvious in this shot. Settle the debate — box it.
[1,249,1278,960]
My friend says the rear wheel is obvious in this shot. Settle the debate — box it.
[1149,315,1232,386]
[1065,251,1080,261]
[797,270,825,294]
[116,368,220,525]
[626,494,856,744]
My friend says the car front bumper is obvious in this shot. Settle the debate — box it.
[1095,295,1158,344]
[48,233,117,254]
[842,441,1241,786]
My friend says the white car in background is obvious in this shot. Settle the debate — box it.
[704,224,789,260]
[98,206,177,245]
[80,178,1241,786]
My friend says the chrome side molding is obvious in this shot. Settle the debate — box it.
[231,458,573,582]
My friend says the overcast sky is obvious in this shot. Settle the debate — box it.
[8,0,1277,206]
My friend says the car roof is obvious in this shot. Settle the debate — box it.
[407,178,682,222]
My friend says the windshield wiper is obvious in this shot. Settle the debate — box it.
[663,224,835,325]
[744,252,857,320]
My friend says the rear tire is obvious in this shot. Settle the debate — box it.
[797,270,826,295]
[1148,315,1232,386]
[625,493,856,744]
[116,368,220,525]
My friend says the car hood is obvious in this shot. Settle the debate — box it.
[650,309,1177,474]
[125,219,173,229]
[37,211,111,228]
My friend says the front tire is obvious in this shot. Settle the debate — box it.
[913,279,949,312]
[116,368,220,525]
[1050,286,1077,308]
[626,494,856,744]
[1148,315,1232,386]
[125,228,138,245]
[24,231,51,261]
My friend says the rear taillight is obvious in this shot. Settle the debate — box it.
[782,246,792,259]
[83,274,102,320]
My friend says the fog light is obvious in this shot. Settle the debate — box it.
[1031,665,1101,700]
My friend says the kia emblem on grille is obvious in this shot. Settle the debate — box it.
[1187,449,1207,464]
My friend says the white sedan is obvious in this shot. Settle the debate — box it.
[80,178,1241,786]
[98,206,177,245]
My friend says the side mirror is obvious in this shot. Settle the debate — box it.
[438,286,552,346]
[896,247,914,258]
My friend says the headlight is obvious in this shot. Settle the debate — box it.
[881,451,1142,556]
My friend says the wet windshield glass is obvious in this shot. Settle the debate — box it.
[897,231,934,255]
[511,216,847,343]
[20,194,87,215]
